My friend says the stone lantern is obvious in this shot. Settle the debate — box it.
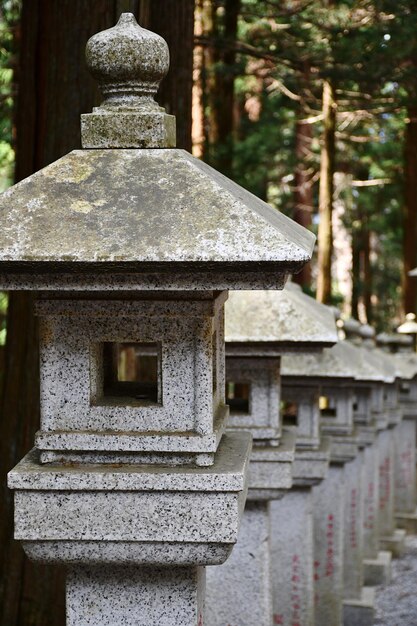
[378,334,417,534]
[2,15,314,626]
[205,283,337,626]
[365,337,406,558]
[282,338,376,626]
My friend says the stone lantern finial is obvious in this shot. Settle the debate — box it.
[81,13,176,149]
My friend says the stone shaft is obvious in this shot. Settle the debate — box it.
[270,489,314,626]
[66,565,205,626]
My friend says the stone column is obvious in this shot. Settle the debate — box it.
[66,565,206,626]
[206,501,272,626]
[362,442,392,585]
[270,489,314,626]
[342,453,375,626]
[205,432,294,626]
[312,465,345,626]
[378,428,406,557]
[395,418,417,532]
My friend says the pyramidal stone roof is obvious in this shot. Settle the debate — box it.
[281,339,383,382]
[225,282,338,351]
[0,14,314,291]
[0,150,313,269]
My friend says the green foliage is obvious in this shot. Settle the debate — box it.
[0,0,20,190]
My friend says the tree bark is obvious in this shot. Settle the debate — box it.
[292,118,313,289]
[139,0,195,152]
[402,104,417,314]
[316,79,336,304]
[206,0,240,175]
[0,4,121,625]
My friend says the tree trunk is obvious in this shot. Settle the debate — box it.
[206,0,240,175]
[292,118,313,289]
[316,79,336,304]
[139,0,195,152]
[351,230,360,320]
[0,4,121,625]
[362,226,372,323]
[402,104,417,314]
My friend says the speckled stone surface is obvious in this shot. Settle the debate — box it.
[206,501,272,626]
[270,489,314,626]
[313,466,345,626]
[377,429,396,538]
[226,356,281,442]
[10,432,251,565]
[225,283,337,351]
[0,147,313,288]
[394,419,416,514]
[66,564,205,626]
[291,437,330,486]
[281,381,321,449]
[321,386,355,437]
[343,455,365,600]
[247,428,295,497]
[362,444,380,561]
[35,292,227,464]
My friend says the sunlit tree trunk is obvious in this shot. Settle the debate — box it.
[292,118,313,288]
[402,104,417,314]
[316,79,336,304]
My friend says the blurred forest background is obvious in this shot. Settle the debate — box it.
[0,0,417,624]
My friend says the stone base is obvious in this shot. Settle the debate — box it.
[363,550,392,586]
[396,510,417,534]
[206,501,272,626]
[66,564,205,626]
[380,529,406,558]
[343,587,375,626]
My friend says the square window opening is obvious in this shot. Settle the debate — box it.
[281,400,298,426]
[226,381,250,414]
[101,342,162,406]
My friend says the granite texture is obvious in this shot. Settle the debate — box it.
[206,501,272,626]
[378,429,395,537]
[343,587,375,626]
[320,386,355,436]
[362,444,380,561]
[291,437,330,486]
[394,419,416,514]
[247,429,295,497]
[313,466,345,626]
[0,147,314,282]
[281,381,320,449]
[343,455,365,600]
[10,432,251,565]
[226,356,281,442]
[225,282,337,350]
[35,293,227,463]
[270,489,314,626]
[66,564,205,626]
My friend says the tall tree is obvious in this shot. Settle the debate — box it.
[316,79,337,303]
[0,2,162,625]
[138,0,195,152]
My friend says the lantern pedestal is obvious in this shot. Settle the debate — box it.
[378,429,406,557]
[394,418,417,533]
[66,565,205,626]
[9,433,251,626]
[362,442,392,586]
[206,430,295,626]
[342,454,375,626]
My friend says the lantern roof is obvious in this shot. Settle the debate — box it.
[225,282,338,352]
[0,14,314,291]
[281,339,384,383]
